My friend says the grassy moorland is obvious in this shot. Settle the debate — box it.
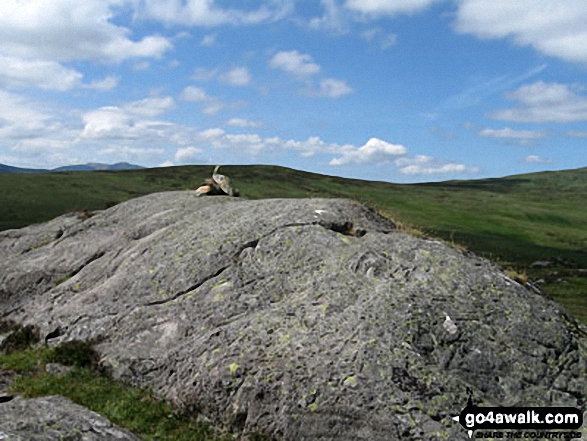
[1,165,586,323]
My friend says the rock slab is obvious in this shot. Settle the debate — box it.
[1,192,586,440]
[0,395,141,440]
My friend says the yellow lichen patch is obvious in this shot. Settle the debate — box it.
[229,363,239,375]
[278,333,291,343]
[343,376,357,387]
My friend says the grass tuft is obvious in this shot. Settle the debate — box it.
[505,268,529,285]
[45,339,100,369]
[0,324,40,354]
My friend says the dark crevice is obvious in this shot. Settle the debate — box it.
[144,264,232,307]
[142,219,365,308]
[70,251,106,279]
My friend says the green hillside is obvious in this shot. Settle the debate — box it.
[1,165,586,323]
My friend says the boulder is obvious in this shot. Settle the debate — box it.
[1,192,585,440]
[0,395,141,440]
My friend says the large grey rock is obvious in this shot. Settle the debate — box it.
[1,192,586,440]
[0,395,141,440]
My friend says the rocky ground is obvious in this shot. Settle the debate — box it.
[1,192,585,440]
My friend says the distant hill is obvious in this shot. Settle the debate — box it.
[52,162,144,172]
[0,163,49,174]
[0,164,585,323]
[0,162,144,174]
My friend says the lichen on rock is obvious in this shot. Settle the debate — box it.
[0,192,585,440]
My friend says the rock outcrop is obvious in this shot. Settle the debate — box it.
[1,192,586,440]
[0,395,141,440]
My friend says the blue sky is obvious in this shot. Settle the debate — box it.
[0,0,586,183]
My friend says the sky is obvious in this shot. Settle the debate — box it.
[0,0,586,183]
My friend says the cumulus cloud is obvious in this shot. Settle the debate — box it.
[191,67,219,81]
[329,138,407,165]
[490,81,587,122]
[123,96,175,118]
[269,50,321,77]
[309,0,348,33]
[269,51,353,98]
[478,128,547,140]
[137,0,294,26]
[81,97,175,139]
[0,55,82,91]
[179,86,244,115]
[12,138,70,154]
[454,0,587,64]
[179,129,400,162]
[395,155,480,175]
[219,67,252,86]
[523,155,551,163]
[345,0,440,16]
[180,86,209,102]
[226,118,263,128]
[174,146,204,164]
[316,78,354,98]
[200,33,217,47]
[85,76,119,91]
[361,28,398,49]
[0,90,53,137]
[0,0,172,62]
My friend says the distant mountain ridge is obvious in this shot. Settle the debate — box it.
[0,162,144,174]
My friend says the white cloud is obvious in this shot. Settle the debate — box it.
[174,146,204,164]
[201,99,246,116]
[0,0,172,62]
[191,67,219,81]
[81,107,133,139]
[316,78,354,98]
[137,0,294,26]
[0,54,118,92]
[133,61,151,71]
[269,50,321,78]
[442,65,546,110]
[81,97,176,139]
[524,155,551,163]
[454,0,587,64]
[345,0,439,16]
[201,33,217,47]
[123,96,175,118]
[361,28,398,50]
[478,128,547,139]
[309,0,348,33]
[98,146,165,162]
[330,138,407,165]
[395,155,479,175]
[491,81,587,122]
[12,138,70,154]
[566,131,587,137]
[226,118,263,128]
[0,90,52,136]
[85,76,119,91]
[183,129,392,161]
[219,67,251,86]
[180,86,209,102]
[0,55,83,91]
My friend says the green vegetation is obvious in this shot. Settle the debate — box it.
[1,165,585,323]
[0,331,230,441]
[0,323,40,354]
[0,165,585,437]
